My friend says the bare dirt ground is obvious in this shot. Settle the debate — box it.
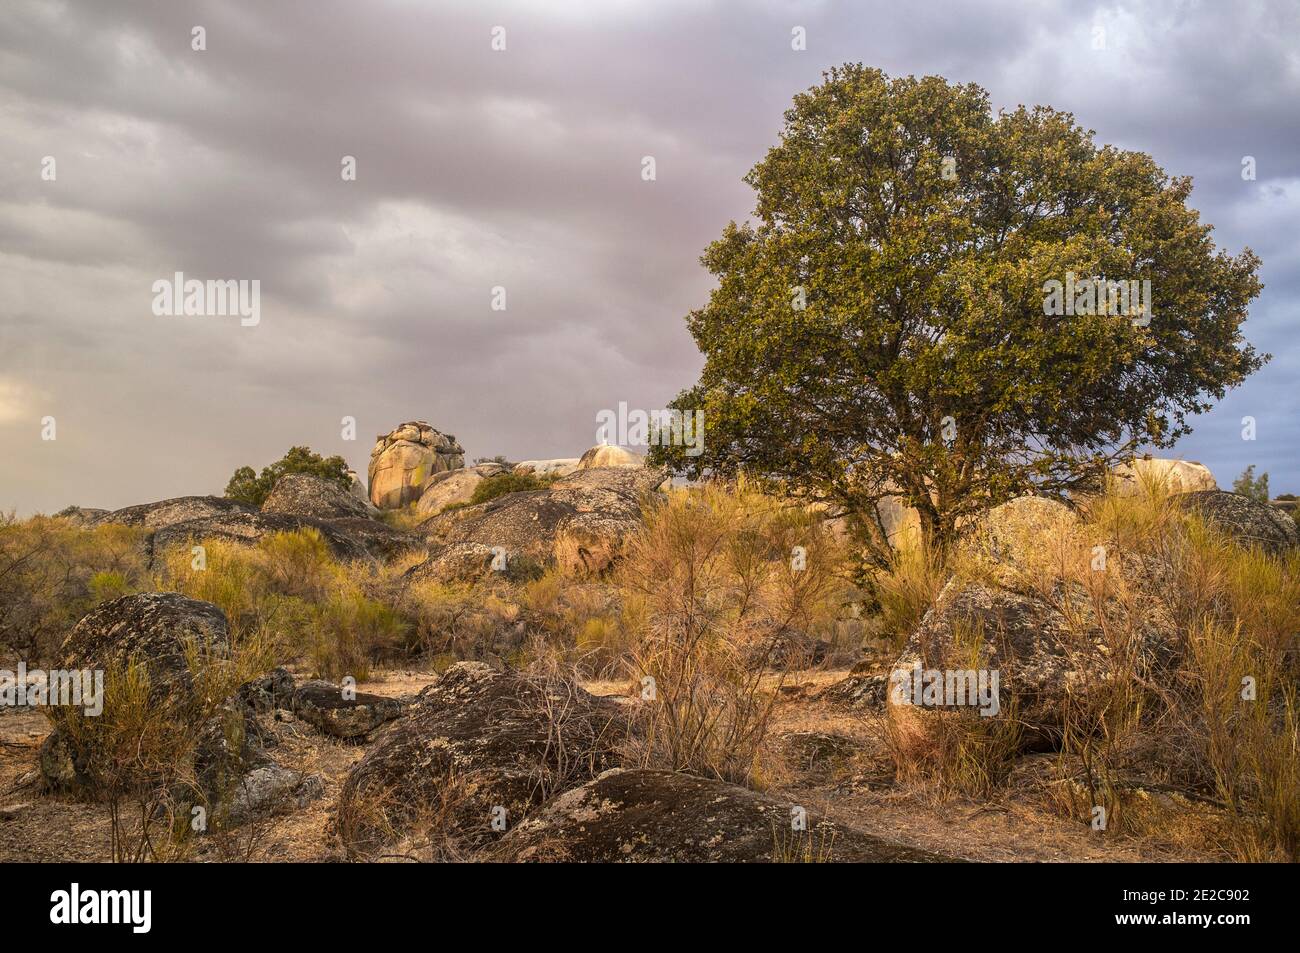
[0,666,1218,863]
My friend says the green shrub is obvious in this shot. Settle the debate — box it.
[224,445,351,507]
[467,471,547,505]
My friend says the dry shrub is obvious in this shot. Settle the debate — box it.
[883,618,1023,798]
[985,478,1300,860]
[617,480,848,787]
[0,515,149,659]
[870,537,949,651]
[45,629,273,862]
[158,529,409,680]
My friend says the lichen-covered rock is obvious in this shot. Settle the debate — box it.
[886,578,1169,754]
[221,766,324,827]
[1172,490,1299,555]
[497,769,955,863]
[405,541,542,585]
[261,473,373,520]
[414,466,665,577]
[57,592,230,700]
[291,680,404,740]
[577,445,644,469]
[90,496,254,529]
[818,671,890,710]
[238,667,296,713]
[1111,458,1217,496]
[334,662,624,858]
[368,421,465,509]
[42,594,237,794]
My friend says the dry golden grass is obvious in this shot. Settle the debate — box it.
[869,471,1300,860]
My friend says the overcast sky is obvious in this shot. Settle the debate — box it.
[2,0,1297,514]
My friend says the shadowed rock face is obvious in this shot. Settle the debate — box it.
[412,466,665,578]
[1172,490,1300,555]
[291,681,404,740]
[334,662,625,858]
[368,421,465,510]
[90,496,254,529]
[83,490,423,565]
[498,769,957,863]
[261,473,373,520]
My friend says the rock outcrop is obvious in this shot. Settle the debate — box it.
[577,445,644,469]
[52,506,108,527]
[497,769,954,863]
[368,422,465,510]
[1171,490,1300,555]
[513,459,580,478]
[261,473,373,520]
[151,512,372,562]
[412,466,665,579]
[334,662,624,857]
[90,496,254,529]
[1111,458,1217,496]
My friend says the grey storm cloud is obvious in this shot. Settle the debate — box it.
[1,0,1297,513]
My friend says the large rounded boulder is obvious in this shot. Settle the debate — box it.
[57,592,231,698]
[367,421,465,510]
[334,662,624,858]
[1110,458,1217,496]
[1171,490,1299,554]
[40,593,234,792]
[412,466,666,578]
[885,576,1171,756]
[415,463,509,515]
[261,472,373,520]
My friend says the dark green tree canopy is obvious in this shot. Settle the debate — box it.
[224,445,352,507]
[652,65,1265,561]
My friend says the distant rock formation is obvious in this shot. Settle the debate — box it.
[513,458,580,477]
[577,445,645,469]
[411,465,667,580]
[367,421,465,510]
[1110,457,1217,496]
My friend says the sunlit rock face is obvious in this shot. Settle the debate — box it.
[367,421,465,510]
